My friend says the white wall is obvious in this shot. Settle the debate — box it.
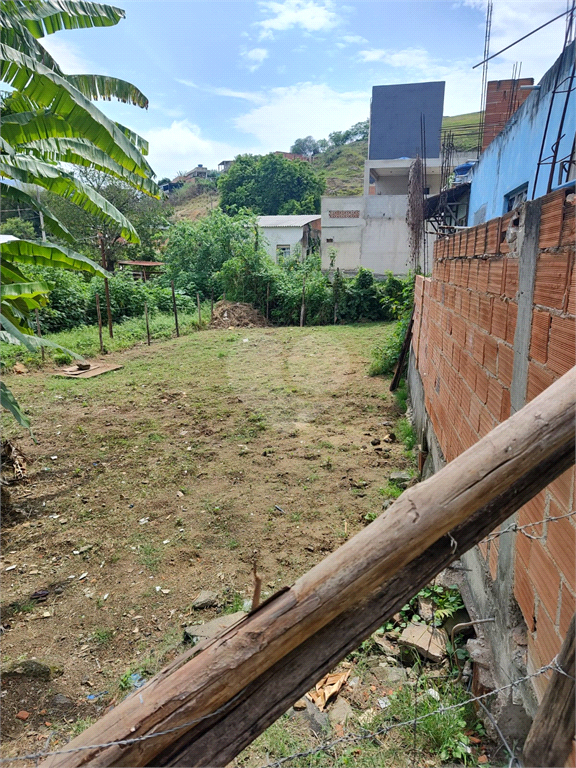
[320,197,365,273]
[259,227,303,261]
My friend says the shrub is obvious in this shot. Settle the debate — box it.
[25,266,90,333]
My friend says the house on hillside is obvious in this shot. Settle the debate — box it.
[218,160,233,173]
[274,151,311,162]
[257,215,321,261]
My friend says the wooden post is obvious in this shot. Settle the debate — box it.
[266,283,270,321]
[197,292,202,327]
[144,302,151,346]
[34,308,45,362]
[38,366,576,768]
[171,280,180,338]
[99,235,113,339]
[211,289,214,322]
[95,293,104,354]
[300,275,306,327]
[390,309,415,392]
[523,613,575,768]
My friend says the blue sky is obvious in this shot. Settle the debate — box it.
[40,0,570,179]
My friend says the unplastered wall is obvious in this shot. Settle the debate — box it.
[410,186,575,732]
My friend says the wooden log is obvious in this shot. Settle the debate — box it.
[39,366,576,768]
[390,308,414,391]
[158,437,575,766]
[523,613,575,768]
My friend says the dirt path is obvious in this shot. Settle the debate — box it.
[1,323,414,760]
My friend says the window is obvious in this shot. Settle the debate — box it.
[276,244,291,259]
[504,183,528,213]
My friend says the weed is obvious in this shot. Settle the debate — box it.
[364,510,379,522]
[222,591,245,614]
[91,627,114,646]
[393,378,409,413]
[290,512,301,522]
[138,542,162,573]
[318,440,334,449]
[397,417,416,450]
[379,480,403,499]
[68,717,96,738]
[10,600,36,616]
[227,538,239,550]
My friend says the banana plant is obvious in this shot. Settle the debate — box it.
[1,0,159,431]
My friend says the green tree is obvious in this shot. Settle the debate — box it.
[218,153,325,216]
[0,0,158,429]
[0,217,36,239]
[290,135,319,157]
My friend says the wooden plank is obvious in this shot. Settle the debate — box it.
[39,366,576,768]
[390,309,414,391]
[523,613,575,768]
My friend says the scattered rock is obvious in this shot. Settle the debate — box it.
[15,711,30,721]
[328,697,353,726]
[418,597,435,622]
[399,623,448,663]
[190,590,218,609]
[5,660,57,681]
[50,694,73,708]
[382,499,394,511]
[357,708,377,726]
[302,698,329,735]
[293,698,307,711]
[383,433,396,443]
[184,611,246,645]
[389,470,411,483]
[370,664,407,688]
[370,438,381,446]
[372,635,400,657]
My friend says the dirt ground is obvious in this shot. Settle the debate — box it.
[0,322,420,763]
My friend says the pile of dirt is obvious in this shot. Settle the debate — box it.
[210,300,269,329]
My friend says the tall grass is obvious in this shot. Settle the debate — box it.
[1,308,209,371]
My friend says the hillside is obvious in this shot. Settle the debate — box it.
[169,111,483,215]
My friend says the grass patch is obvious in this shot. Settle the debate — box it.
[137,542,162,573]
[397,417,416,450]
[90,627,114,646]
[379,480,404,499]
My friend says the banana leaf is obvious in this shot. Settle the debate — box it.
[1,238,110,276]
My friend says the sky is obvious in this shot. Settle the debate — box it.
[40,0,571,180]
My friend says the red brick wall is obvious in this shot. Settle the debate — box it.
[412,187,575,703]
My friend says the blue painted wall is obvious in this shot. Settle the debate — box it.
[468,42,575,225]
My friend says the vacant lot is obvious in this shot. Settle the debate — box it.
[1,322,423,759]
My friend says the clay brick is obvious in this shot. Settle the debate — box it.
[517,490,547,537]
[478,405,496,437]
[488,259,504,294]
[491,299,507,340]
[506,301,518,344]
[560,200,576,247]
[529,309,551,364]
[473,330,485,366]
[478,539,488,559]
[468,260,479,291]
[469,293,480,324]
[461,260,471,289]
[534,601,561,664]
[486,376,506,421]
[460,290,470,319]
[475,364,490,404]
[526,361,556,402]
[504,257,519,299]
[533,253,570,310]
[547,314,576,376]
[498,342,514,388]
[477,260,490,292]
[484,335,498,376]
[539,192,564,249]
[516,524,532,570]
[546,507,576,592]
[486,220,499,254]
[559,582,576,637]
[550,467,575,510]
[478,295,493,333]
[567,261,576,315]
[514,561,535,631]
[530,542,561,621]
[468,392,483,433]
[464,325,474,354]
[451,314,466,347]
[461,353,476,391]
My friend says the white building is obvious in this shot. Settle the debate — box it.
[258,215,321,261]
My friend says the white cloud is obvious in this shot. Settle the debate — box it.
[143,120,241,179]
[209,87,266,104]
[176,79,198,88]
[234,82,368,150]
[39,35,97,74]
[256,0,340,39]
[241,47,269,72]
[340,34,368,44]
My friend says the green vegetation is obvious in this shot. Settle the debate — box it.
[218,153,325,215]
[368,274,415,377]
[1,0,158,429]
[91,627,114,646]
[442,111,482,153]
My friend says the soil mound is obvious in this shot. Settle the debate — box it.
[210,300,269,329]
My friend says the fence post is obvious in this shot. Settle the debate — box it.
[95,293,104,354]
[99,235,113,339]
[171,280,180,338]
[266,283,270,321]
[144,301,151,346]
[211,289,214,323]
[300,275,306,327]
[34,308,45,362]
[197,292,202,327]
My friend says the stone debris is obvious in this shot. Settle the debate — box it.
[418,597,435,622]
[190,590,219,609]
[328,697,353,726]
[398,623,448,663]
[183,611,246,645]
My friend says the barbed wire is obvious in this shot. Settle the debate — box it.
[256,657,570,768]
[0,656,570,767]
[482,509,576,544]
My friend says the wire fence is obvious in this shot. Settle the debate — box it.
[482,509,576,544]
[0,656,571,767]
